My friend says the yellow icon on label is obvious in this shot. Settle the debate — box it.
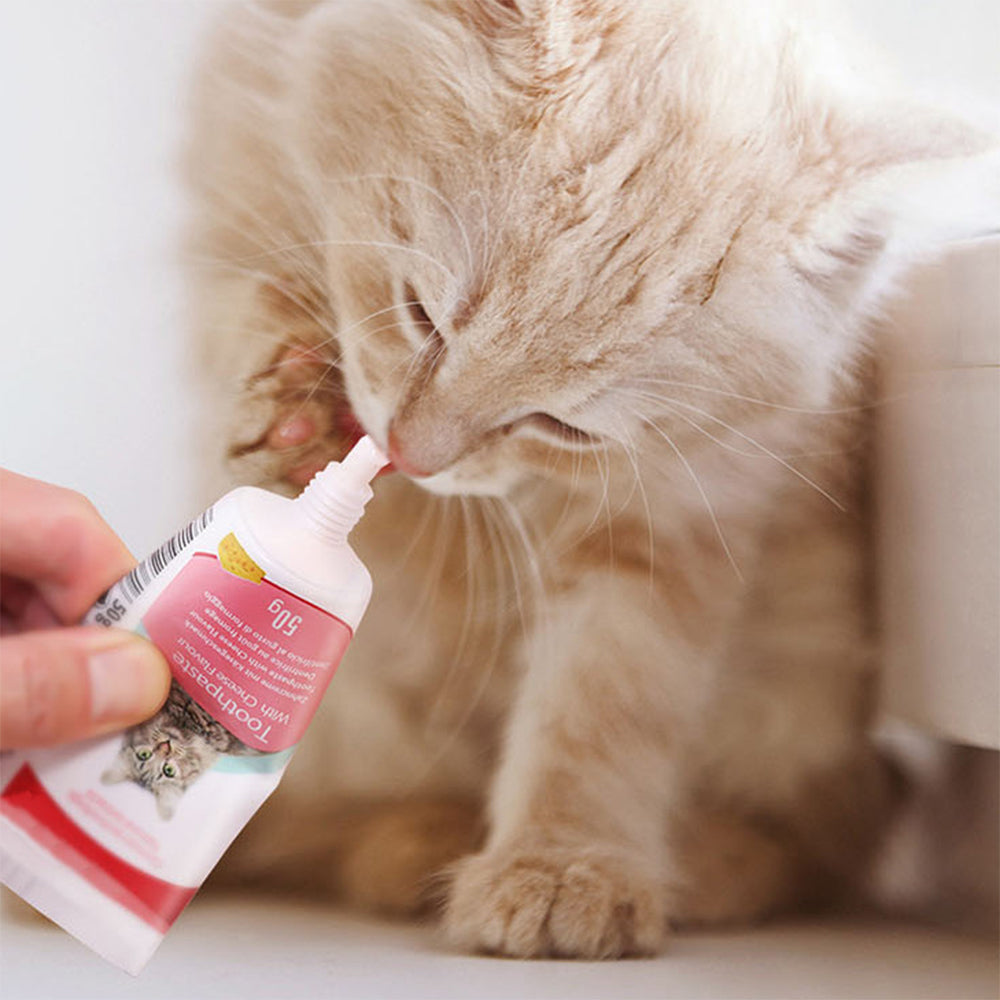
[217,532,265,583]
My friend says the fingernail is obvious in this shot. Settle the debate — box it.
[87,637,169,726]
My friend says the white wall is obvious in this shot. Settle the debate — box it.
[842,0,999,107]
[0,2,215,555]
[0,2,996,559]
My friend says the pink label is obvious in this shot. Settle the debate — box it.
[142,553,351,751]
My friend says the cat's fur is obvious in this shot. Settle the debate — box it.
[185,0,999,957]
[102,680,259,819]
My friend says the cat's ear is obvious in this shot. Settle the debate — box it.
[793,108,999,315]
[154,785,183,821]
[101,758,131,785]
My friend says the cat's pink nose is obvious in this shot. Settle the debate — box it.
[387,426,433,479]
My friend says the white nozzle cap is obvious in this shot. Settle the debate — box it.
[338,435,390,490]
[296,435,389,543]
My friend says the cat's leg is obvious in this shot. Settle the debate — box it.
[667,747,902,926]
[194,263,359,494]
[337,797,485,914]
[444,566,736,958]
[212,794,483,916]
[669,486,902,925]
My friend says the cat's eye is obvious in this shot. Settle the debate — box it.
[136,748,152,761]
[519,412,598,448]
[402,284,445,357]
[162,763,177,778]
[405,294,434,334]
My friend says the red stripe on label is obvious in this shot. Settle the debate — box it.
[1,764,197,933]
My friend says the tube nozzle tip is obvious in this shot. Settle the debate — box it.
[339,435,389,489]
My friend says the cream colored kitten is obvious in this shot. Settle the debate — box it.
[187,0,998,957]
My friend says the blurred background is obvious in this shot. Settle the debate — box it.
[0,2,214,553]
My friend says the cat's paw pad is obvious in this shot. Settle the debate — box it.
[231,342,355,486]
[444,846,666,958]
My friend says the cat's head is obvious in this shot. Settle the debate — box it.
[208,0,998,496]
[101,713,218,820]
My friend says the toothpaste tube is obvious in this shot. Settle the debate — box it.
[1,436,387,974]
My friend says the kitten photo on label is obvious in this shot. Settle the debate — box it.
[185,0,998,957]
[102,681,261,820]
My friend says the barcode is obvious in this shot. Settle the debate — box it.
[118,507,215,605]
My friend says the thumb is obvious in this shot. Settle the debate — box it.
[0,627,171,750]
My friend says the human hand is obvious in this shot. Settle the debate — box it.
[0,470,170,749]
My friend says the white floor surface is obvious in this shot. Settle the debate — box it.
[1,896,997,1000]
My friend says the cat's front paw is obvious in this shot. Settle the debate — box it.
[230,341,356,488]
[444,844,667,959]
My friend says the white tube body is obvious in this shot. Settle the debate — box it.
[1,454,378,974]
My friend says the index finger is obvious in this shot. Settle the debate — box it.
[0,469,135,623]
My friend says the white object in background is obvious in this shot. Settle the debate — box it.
[878,240,1000,749]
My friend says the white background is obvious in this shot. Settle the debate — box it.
[0,2,215,555]
[0,1,997,558]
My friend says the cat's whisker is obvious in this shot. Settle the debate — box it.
[389,490,443,582]
[424,497,480,732]
[593,439,616,560]
[560,440,586,531]
[275,319,414,425]
[628,407,744,583]
[199,238,459,287]
[542,445,583,547]
[498,497,546,611]
[197,261,340,345]
[428,497,504,732]
[387,314,448,395]
[325,172,475,276]
[347,316,413,353]
[257,305,436,416]
[611,415,657,589]
[407,499,510,789]
[568,442,617,547]
[485,498,533,647]
[293,299,425,360]
[629,377,888,415]
[387,336,430,390]
[286,316,415,398]
[630,389,847,513]
[502,492,570,685]
[472,189,490,281]
[190,177,329,288]
[399,495,454,644]
[645,398,853,461]
[233,301,424,383]
[455,496,484,656]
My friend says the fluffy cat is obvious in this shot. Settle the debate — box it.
[102,680,259,820]
[184,0,998,957]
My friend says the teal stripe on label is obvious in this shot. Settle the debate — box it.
[212,748,294,774]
